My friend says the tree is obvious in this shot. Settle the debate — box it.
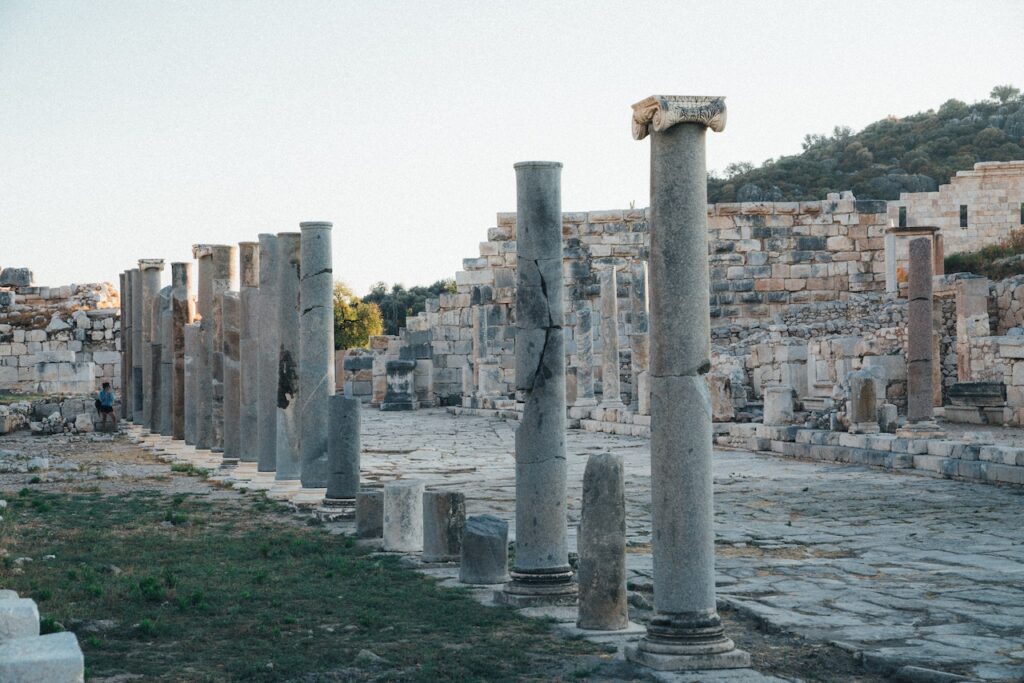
[362,279,456,336]
[333,281,383,349]
[991,85,1021,104]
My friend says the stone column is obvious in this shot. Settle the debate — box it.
[498,161,576,607]
[884,231,897,294]
[210,246,236,453]
[119,272,128,419]
[148,286,168,434]
[422,491,466,563]
[193,246,214,449]
[138,259,164,428]
[905,237,939,429]
[599,265,623,408]
[275,232,302,481]
[383,480,425,552]
[171,262,193,440]
[238,243,260,463]
[955,276,990,382]
[573,305,597,407]
[325,395,360,504]
[184,323,200,444]
[256,234,279,472]
[577,452,628,631]
[626,95,748,670]
[159,290,173,436]
[221,291,241,465]
[299,221,335,488]
[128,269,142,422]
[629,261,650,411]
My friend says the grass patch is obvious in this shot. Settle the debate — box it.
[0,488,600,681]
[946,228,1024,280]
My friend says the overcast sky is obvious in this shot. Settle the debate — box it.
[1,0,1022,295]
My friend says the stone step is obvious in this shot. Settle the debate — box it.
[0,632,84,682]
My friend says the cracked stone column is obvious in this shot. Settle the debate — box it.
[599,265,623,409]
[906,237,939,430]
[299,221,335,488]
[138,259,164,428]
[147,286,167,434]
[324,395,360,504]
[573,305,597,407]
[221,291,241,465]
[119,272,128,419]
[129,268,143,423]
[171,262,194,440]
[497,161,576,607]
[193,246,215,449]
[629,261,650,411]
[275,232,302,483]
[210,246,236,454]
[625,95,749,670]
[159,288,173,436]
[184,323,200,444]
[256,234,280,473]
[238,243,260,463]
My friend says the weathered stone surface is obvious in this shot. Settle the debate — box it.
[577,452,628,630]
[383,479,424,552]
[907,237,934,425]
[275,233,301,481]
[158,289,173,436]
[238,242,260,462]
[355,490,383,538]
[0,267,33,287]
[0,598,39,641]
[0,632,84,682]
[130,269,145,423]
[422,490,465,563]
[325,395,360,500]
[381,359,417,411]
[171,262,194,441]
[221,291,241,464]
[299,222,334,487]
[573,305,596,406]
[599,266,623,407]
[183,323,200,444]
[762,385,794,426]
[138,259,164,429]
[459,514,509,585]
[256,234,279,472]
[848,371,880,431]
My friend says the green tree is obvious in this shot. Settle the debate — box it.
[991,85,1021,104]
[362,279,456,336]
[333,281,383,349]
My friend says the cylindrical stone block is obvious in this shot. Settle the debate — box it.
[238,242,260,462]
[383,480,425,552]
[422,490,465,563]
[326,395,360,500]
[599,266,623,407]
[171,262,193,440]
[577,452,628,630]
[907,237,934,423]
[275,233,302,480]
[459,514,510,585]
[356,490,383,539]
[221,291,241,463]
[256,234,279,472]
[299,221,335,487]
[574,305,596,406]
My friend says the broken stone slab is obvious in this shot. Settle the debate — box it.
[383,480,424,552]
[421,490,465,563]
[459,514,509,585]
[0,632,84,682]
[355,490,383,538]
[0,598,39,641]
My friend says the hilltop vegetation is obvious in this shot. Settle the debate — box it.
[709,85,1024,203]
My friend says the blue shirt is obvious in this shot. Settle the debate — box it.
[99,390,114,407]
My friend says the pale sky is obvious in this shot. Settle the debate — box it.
[1,1,1022,295]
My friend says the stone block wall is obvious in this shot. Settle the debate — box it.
[967,335,1024,426]
[0,282,120,395]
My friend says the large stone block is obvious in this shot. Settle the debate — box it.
[0,268,33,287]
[459,514,509,585]
[0,632,84,682]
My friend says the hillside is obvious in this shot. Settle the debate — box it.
[709,85,1024,203]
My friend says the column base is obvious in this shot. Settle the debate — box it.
[625,642,750,671]
[896,421,944,439]
[573,398,597,408]
[494,568,578,607]
[626,611,749,671]
[218,457,240,469]
[850,422,880,434]
[315,497,356,521]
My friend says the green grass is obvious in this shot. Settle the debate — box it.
[0,488,600,682]
[946,228,1024,280]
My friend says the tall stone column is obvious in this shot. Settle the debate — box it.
[184,323,200,444]
[256,234,280,473]
[573,305,597,407]
[171,263,194,440]
[138,259,164,429]
[599,265,623,408]
[275,232,302,482]
[497,161,576,607]
[119,272,128,419]
[159,289,173,435]
[299,221,335,488]
[884,231,898,294]
[148,288,167,435]
[629,261,650,411]
[130,268,144,423]
[192,246,215,449]
[238,243,260,463]
[626,95,748,670]
[905,237,940,431]
[210,246,236,453]
[221,291,241,465]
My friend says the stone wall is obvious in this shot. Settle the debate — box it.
[0,281,120,395]
[888,161,1024,256]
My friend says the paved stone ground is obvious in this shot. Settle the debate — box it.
[361,408,1024,682]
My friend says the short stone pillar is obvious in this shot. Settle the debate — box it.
[221,291,241,465]
[256,234,279,473]
[626,95,748,670]
[904,237,941,434]
[762,384,794,426]
[381,359,417,411]
[138,259,164,429]
[183,323,200,444]
[383,480,425,552]
[325,395,360,504]
[299,221,335,488]
[460,515,510,585]
[275,233,302,481]
[884,231,898,294]
[356,491,384,538]
[629,261,650,411]
[422,491,466,563]
[171,262,194,440]
[129,268,144,423]
[599,265,623,408]
[238,242,260,463]
[577,452,629,631]
[955,276,990,382]
[848,371,880,434]
[573,305,597,407]
[498,161,576,607]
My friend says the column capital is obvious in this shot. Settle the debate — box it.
[138,258,165,271]
[631,95,726,140]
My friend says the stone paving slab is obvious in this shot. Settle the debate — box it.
[354,409,1024,682]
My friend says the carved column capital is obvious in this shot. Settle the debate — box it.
[631,95,727,140]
